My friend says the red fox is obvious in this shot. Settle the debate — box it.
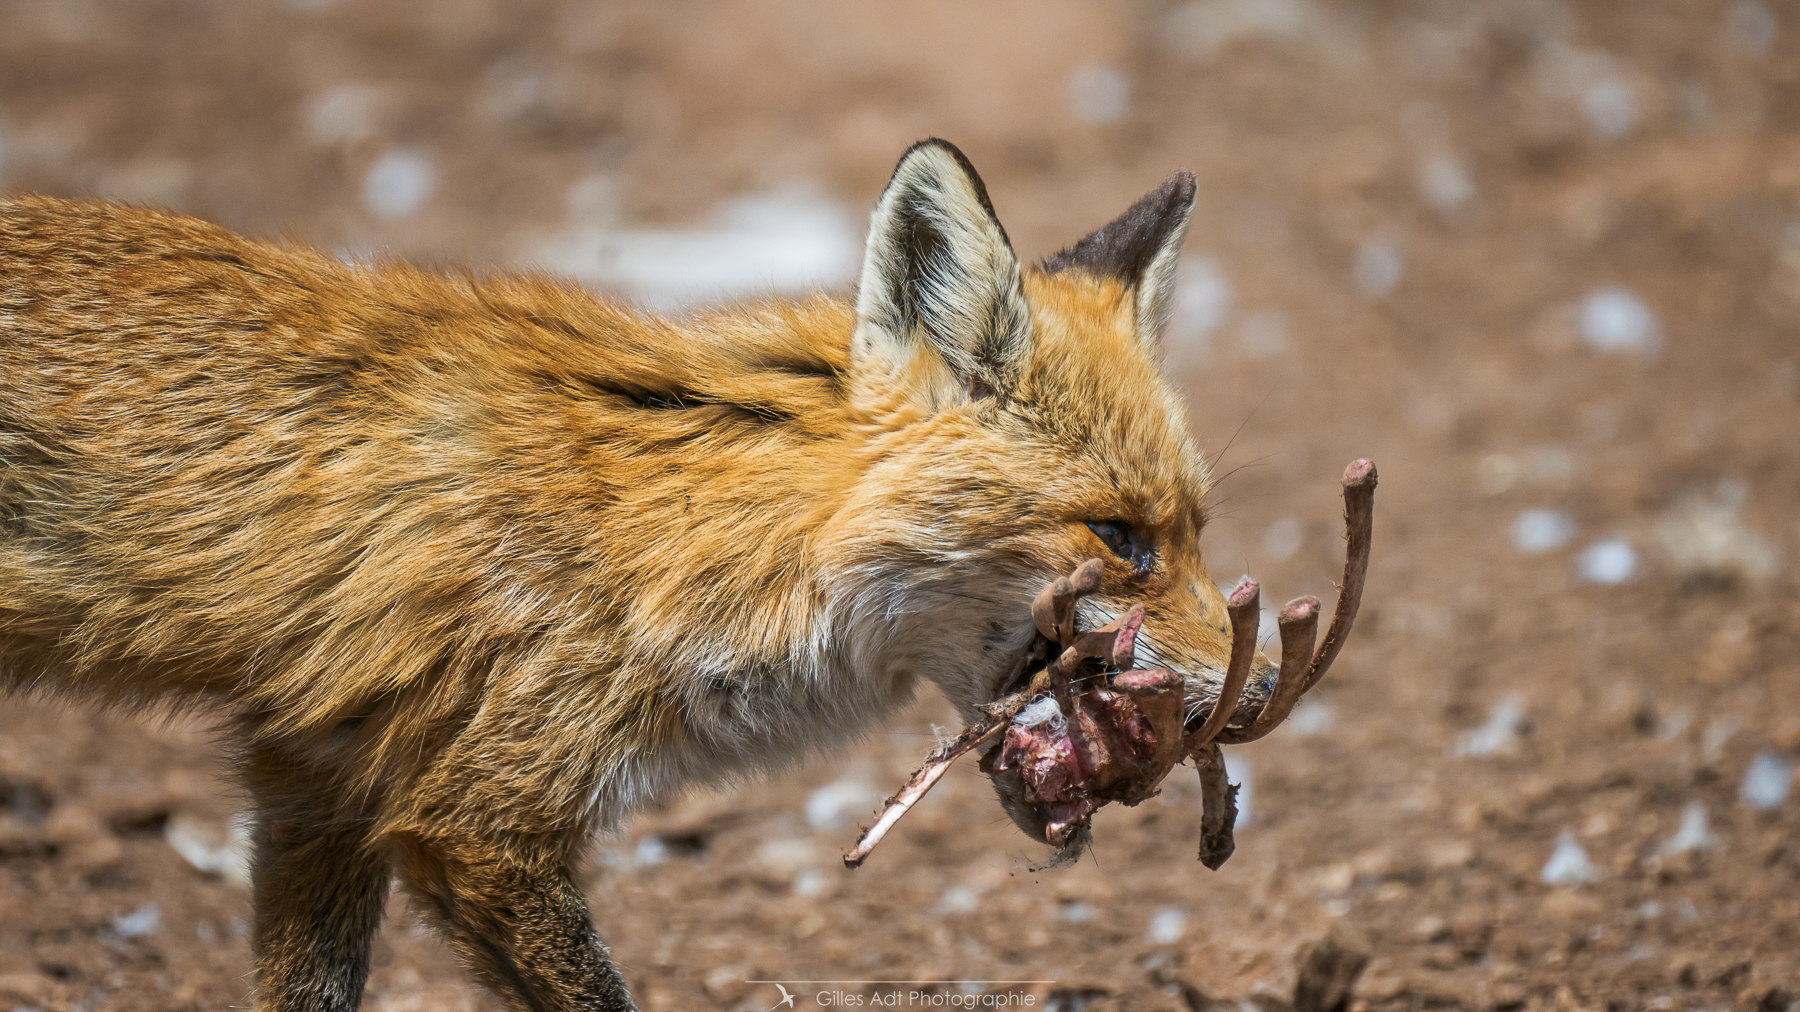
[0,140,1270,1011]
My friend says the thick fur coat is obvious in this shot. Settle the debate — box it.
[0,141,1265,1011]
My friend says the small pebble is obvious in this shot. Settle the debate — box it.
[363,149,436,221]
[1741,751,1794,810]
[1059,900,1094,924]
[1418,154,1476,214]
[1513,509,1574,554]
[805,778,878,831]
[1578,538,1636,584]
[1660,801,1716,855]
[1581,77,1638,139]
[634,836,668,866]
[1353,235,1403,297]
[1541,830,1599,885]
[1455,695,1526,757]
[112,902,160,938]
[1146,906,1186,944]
[937,885,980,914]
[1580,288,1659,354]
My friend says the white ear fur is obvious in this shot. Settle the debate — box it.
[1133,197,1192,346]
[852,140,1031,403]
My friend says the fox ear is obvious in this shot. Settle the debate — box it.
[853,139,1031,403]
[1041,172,1197,347]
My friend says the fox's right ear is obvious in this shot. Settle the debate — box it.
[852,139,1032,406]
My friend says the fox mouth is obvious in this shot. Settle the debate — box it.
[843,459,1376,871]
[980,459,1379,860]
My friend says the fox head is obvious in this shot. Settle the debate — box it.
[829,140,1278,845]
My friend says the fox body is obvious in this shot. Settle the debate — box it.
[0,141,1266,1011]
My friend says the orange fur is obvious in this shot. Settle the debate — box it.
[0,143,1265,1011]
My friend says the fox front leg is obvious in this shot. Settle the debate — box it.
[393,832,637,1012]
[245,746,391,1012]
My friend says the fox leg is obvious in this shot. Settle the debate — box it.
[392,832,636,1012]
[245,747,390,1012]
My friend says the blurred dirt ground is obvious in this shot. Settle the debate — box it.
[3,1,1800,1010]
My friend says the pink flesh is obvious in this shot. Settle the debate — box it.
[990,685,1166,844]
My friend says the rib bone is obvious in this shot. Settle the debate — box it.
[1217,595,1320,744]
[1181,577,1260,753]
[1303,458,1377,693]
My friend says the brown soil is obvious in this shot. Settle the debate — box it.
[3,1,1798,1010]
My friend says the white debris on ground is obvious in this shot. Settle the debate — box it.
[936,884,982,915]
[1066,65,1130,124]
[1222,750,1252,828]
[1579,287,1660,354]
[1655,479,1782,587]
[1579,74,1638,139]
[1535,43,1640,140]
[1146,906,1187,944]
[1058,899,1095,924]
[111,902,160,938]
[1354,233,1403,297]
[1541,830,1599,886]
[792,868,825,899]
[164,813,252,888]
[1660,801,1717,855]
[754,837,818,878]
[1455,695,1527,757]
[1417,153,1477,216]
[525,188,861,310]
[1262,517,1302,561]
[633,836,668,866]
[804,776,880,831]
[1741,752,1795,810]
[1284,698,1334,737]
[305,83,386,145]
[1513,509,1575,554]
[361,148,435,221]
[1578,538,1637,584]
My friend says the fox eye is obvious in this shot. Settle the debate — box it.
[1086,520,1156,574]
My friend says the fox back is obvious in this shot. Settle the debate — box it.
[0,141,1259,1011]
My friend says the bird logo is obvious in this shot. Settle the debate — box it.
[766,983,797,1010]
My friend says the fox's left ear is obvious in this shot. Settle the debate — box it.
[854,139,1031,404]
[1042,172,1198,347]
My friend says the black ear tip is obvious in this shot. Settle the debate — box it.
[902,137,968,161]
[1159,171,1198,209]
[892,138,978,182]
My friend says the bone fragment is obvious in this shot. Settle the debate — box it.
[1182,577,1259,753]
[1219,595,1320,744]
[1194,742,1238,870]
[1303,459,1377,693]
